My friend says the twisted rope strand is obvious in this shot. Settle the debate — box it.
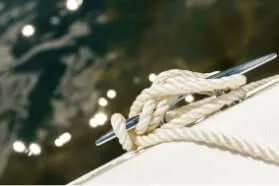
[136,128,279,165]
[110,69,279,165]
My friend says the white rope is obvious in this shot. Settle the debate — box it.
[110,69,279,165]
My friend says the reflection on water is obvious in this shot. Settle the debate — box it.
[0,0,279,184]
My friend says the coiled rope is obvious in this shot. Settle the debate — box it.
[111,69,279,165]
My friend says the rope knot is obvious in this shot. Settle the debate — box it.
[111,69,247,151]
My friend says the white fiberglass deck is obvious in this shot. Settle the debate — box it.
[69,83,279,185]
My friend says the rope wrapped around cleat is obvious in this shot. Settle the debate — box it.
[111,69,279,165]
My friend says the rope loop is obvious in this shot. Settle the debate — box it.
[110,69,279,165]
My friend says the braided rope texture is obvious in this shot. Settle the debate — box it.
[110,69,279,165]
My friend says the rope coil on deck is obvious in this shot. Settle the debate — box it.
[110,69,279,165]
